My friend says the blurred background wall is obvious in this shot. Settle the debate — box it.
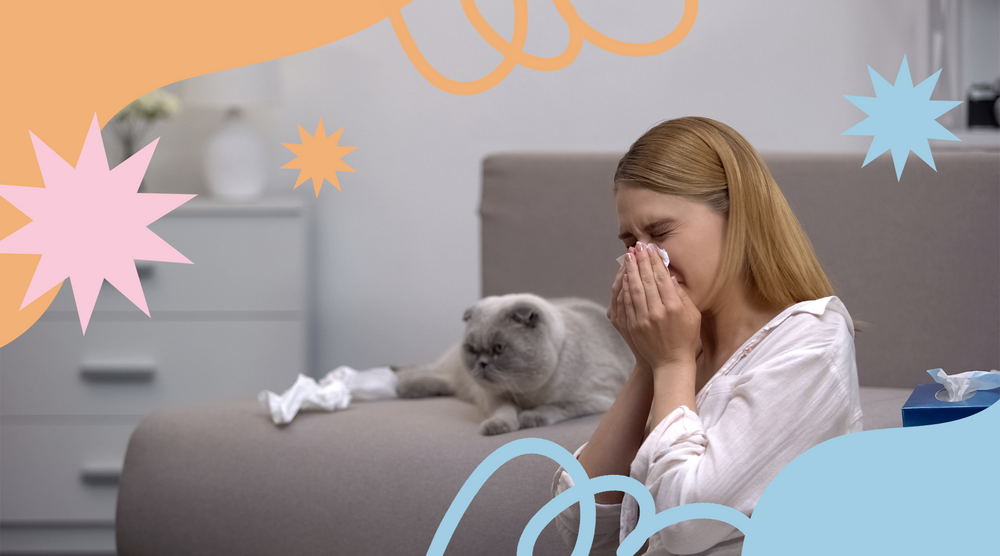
[104,0,999,377]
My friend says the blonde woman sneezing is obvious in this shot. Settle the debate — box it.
[552,117,863,556]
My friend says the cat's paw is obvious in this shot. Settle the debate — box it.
[517,409,551,429]
[396,377,452,399]
[479,416,518,436]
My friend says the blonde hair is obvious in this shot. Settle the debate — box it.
[614,117,834,309]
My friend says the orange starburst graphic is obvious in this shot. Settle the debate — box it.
[281,119,357,197]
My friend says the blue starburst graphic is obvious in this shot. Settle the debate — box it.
[842,55,962,181]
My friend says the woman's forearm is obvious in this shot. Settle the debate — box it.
[577,363,654,504]
[650,361,698,426]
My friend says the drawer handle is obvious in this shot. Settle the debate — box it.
[80,464,122,486]
[80,364,156,383]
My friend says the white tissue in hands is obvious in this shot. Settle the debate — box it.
[928,368,1000,402]
[259,365,398,425]
[617,241,669,269]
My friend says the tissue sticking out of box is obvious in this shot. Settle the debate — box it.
[928,368,1000,402]
[259,365,398,425]
[617,241,669,269]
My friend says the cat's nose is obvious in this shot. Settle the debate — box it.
[477,356,490,369]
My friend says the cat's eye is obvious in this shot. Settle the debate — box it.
[464,344,476,354]
[492,344,504,355]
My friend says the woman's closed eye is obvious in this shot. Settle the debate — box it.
[625,231,670,249]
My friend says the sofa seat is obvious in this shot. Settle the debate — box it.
[115,386,913,555]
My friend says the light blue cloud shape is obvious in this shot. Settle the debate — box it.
[428,397,998,555]
[744,393,999,554]
[842,55,962,181]
[424,437,751,556]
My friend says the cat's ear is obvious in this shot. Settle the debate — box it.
[508,305,539,328]
[462,308,474,322]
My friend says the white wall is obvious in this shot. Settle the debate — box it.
[963,0,1000,87]
[128,1,947,375]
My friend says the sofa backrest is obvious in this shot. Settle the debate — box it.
[480,151,999,389]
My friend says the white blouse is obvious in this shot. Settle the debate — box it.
[551,296,864,555]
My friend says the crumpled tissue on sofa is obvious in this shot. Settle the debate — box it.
[259,365,398,425]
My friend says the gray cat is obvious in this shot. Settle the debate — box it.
[393,293,635,435]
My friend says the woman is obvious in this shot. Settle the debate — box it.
[551,117,863,555]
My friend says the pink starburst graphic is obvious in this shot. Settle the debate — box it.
[0,113,195,333]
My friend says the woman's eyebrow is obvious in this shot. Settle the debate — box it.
[618,218,676,241]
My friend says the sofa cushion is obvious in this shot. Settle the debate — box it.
[116,386,912,555]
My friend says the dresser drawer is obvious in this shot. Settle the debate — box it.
[44,204,306,314]
[0,422,138,522]
[0,320,305,416]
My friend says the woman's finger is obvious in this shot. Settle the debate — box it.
[646,243,673,302]
[622,272,637,329]
[673,275,698,316]
[608,262,626,320]
[625,249,649,322]
[635,243,662,314]
[653,248,682,309]
[611,267,623,314]
[615,277,632,339]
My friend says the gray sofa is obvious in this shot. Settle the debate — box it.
[116,151,999,555]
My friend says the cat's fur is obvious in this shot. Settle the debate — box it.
[393,293,635,435]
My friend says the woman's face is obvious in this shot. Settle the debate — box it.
[615,185,728,311]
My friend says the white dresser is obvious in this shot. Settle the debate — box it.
[0,198,309,554]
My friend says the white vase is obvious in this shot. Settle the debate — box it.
[204,110,267,200]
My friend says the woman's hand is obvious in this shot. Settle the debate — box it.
[621,243,701,373]
[608,257,650,370]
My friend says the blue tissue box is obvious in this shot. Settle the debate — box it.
[901,383,1000,427]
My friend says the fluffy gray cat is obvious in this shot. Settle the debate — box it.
[393,293,635,435]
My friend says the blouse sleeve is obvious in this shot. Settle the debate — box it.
[551,442,624,553]
[633,310,863,555]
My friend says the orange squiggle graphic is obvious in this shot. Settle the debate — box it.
[389,0,699,95]
[388,0,529,96]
